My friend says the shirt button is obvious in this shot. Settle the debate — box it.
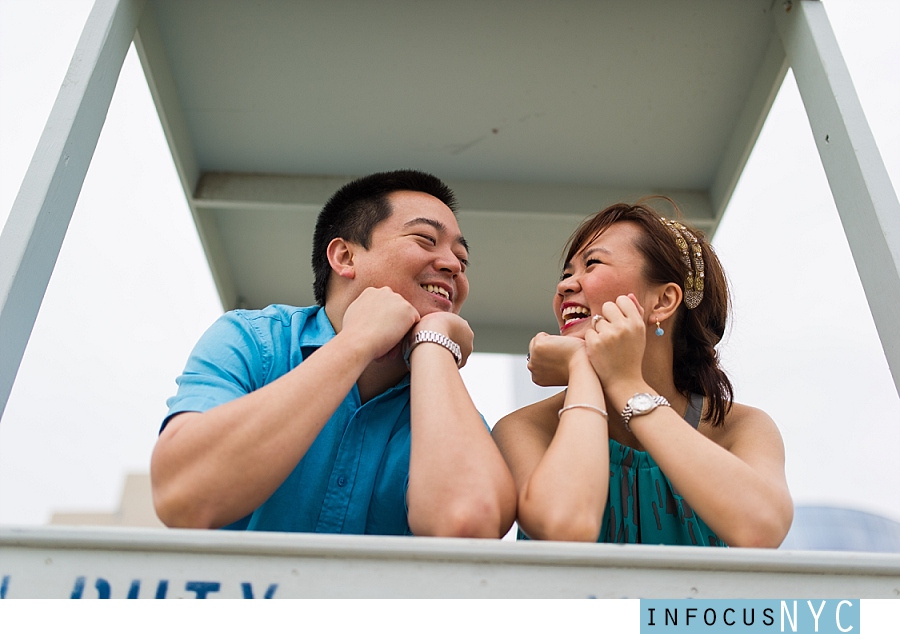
[337,476,346,487]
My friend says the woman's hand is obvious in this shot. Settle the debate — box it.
[584,293,647,391]
[527,332,586,386]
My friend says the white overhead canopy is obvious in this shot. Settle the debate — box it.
[132,0,789,351]
[2,0,899,416]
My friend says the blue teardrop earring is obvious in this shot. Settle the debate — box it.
[655,320,664,337]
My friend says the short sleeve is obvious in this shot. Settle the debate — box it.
[162,311,268,431]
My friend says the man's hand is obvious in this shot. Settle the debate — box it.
[342,286,421,361]
[527,332,586,386]
[414,312,474,367]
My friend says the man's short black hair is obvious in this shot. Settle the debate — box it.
[311,170,457,305]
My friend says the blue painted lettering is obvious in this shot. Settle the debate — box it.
[241,582,278,599]
[0,575,9,599]
[70,576,86,599]
[95,578,110,599]
[70,576,111,599]
[185,581,220,599]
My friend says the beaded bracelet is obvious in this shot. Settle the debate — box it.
[557,403,608,419]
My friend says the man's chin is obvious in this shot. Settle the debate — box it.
[417,302,457,316]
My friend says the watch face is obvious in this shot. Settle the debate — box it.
[631,393,656,414]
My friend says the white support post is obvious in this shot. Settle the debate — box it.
[0,0,146,420]
[775,0,900,397]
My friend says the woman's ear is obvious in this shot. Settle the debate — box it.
[326,237,356,280]
[651,282,682,324]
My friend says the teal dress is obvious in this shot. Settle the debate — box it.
[520,393,726,546]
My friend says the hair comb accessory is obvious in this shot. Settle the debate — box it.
[659,217,705,309]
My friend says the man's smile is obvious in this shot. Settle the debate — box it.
[421,283,451,301]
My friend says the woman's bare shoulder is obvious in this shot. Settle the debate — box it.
[705,401,783,450]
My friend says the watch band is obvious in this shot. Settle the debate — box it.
[620,393,670,432]
[404,330,463,367]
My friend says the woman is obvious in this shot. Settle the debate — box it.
[492,201,793,547]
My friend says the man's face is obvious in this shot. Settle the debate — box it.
[352,190,469,316]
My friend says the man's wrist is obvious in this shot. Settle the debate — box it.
[333,327,392,367]
[404,330,463,367]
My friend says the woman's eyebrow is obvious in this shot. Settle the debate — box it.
[581,246,611,259]
[562,245,612,271]
[403,217,469,254]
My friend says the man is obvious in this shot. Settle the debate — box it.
[151,170,516,537]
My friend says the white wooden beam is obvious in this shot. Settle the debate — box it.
[0,0,146,420]
[775,0,900,397]
[710,33,789,220]
[1,527,898,598]
[193,172,717,231]
[133,9,236,310]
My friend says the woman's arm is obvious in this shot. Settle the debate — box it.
[608,394,792,548]
[588,295,793,548]
[493,342,611,541]
[638,401,791,548]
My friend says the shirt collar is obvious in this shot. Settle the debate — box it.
[299,304,338,349]
[300,304,411,391]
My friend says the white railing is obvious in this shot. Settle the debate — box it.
[1,526,898,598]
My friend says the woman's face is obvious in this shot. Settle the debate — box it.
[554,221,655,336]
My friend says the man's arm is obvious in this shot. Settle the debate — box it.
[405,312,517,538]
[151,288,418,529]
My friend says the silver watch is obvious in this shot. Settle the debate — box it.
[404,330,462,367]
[620,393,670,432]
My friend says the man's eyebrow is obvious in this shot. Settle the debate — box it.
[404,217,469,254]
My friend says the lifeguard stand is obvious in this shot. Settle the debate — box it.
[1,0,898,597]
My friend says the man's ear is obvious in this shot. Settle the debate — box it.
[326,237,357,280]
[651,282,683,324]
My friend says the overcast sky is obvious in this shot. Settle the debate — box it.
[1,0,898,529]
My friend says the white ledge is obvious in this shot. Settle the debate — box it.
[2,526,898,598]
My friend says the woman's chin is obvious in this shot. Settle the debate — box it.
[559,318,590,336]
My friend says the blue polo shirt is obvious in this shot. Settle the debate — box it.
[164,304,412,535]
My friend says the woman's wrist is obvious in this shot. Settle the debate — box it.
[567,348,593,374]
[603,379,653,416]
[565,350,606,408]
